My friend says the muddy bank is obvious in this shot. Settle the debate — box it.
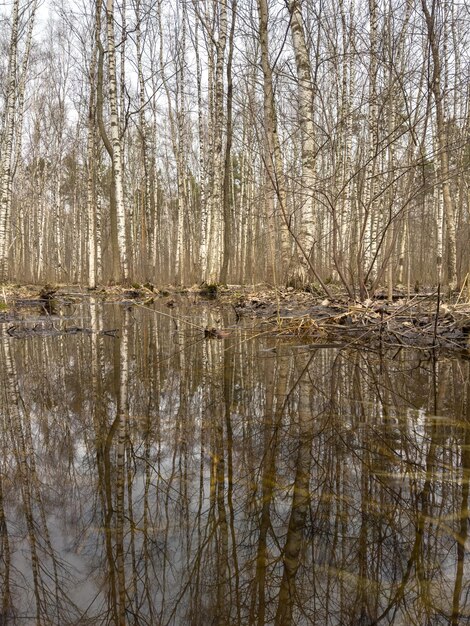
[224,286,470,350]
[0,282,469,350]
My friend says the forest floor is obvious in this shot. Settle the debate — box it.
[1,282,470,352]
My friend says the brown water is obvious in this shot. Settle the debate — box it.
[0,299,469,625]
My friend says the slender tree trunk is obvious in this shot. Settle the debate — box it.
[206,0,227,282]
[360,0,379,297]
[219,0,237,284]
[421,0,457,290]
[105,0,129,282]
[257,0,290,279]
[287,0,316,283]
[87,34,99,289]
[158,0,187,284]
[135,0,153,276]
[0,0,20,280]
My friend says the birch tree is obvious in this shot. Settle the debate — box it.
[287,0,317,283]
[104,0,129,282]
[219,0,237,284]
[0,0,21,280]
[87,8,100,288]
[421,0,458,290]
[257,0,290,281]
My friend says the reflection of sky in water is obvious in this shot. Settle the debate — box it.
[1,300,470,625]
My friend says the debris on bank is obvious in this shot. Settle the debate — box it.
[215,286,470,350]
[0,283,468,351]
[236,295,470,350]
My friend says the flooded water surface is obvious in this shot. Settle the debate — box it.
[1,299,469,625]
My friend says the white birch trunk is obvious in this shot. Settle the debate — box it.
[194,19,208,278]
[362,0,378,292]
[421,0,457,289]
[87,118,97,288]
[257,0,290,278]
[106,0,129,281]
[135,0,153,272]
[207,0,227,282]
[288,0,316,280]
[0,0,20,280]
[434,128,444,283]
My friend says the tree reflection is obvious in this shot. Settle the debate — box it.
[0,302,469,624]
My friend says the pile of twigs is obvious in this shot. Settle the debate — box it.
[263,294,470,350]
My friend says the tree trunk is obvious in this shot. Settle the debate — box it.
[0,0,21,281]
[257,0,290,280]
[219,0,237,284]
[421,0,457,290]
[105,0,129,282]
[287,0,317,283]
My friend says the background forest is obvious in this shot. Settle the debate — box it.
[0,0,469,296]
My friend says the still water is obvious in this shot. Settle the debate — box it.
[0,298,469,625]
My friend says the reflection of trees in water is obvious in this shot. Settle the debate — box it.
[0,303,469,624]
[0,327,81,624]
